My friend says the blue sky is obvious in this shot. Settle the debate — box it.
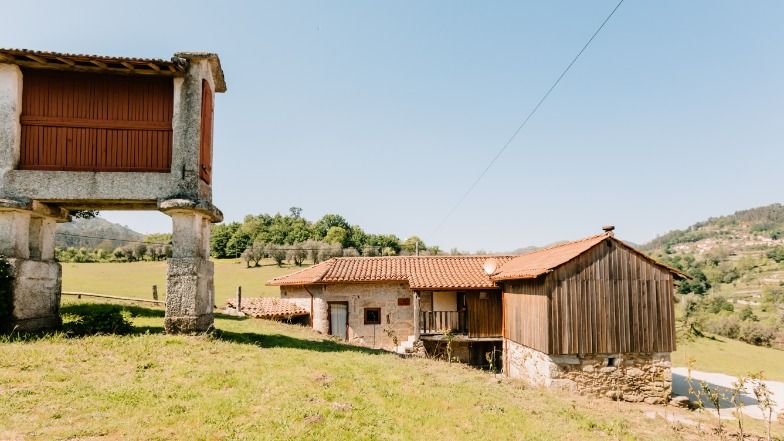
[3,1,783,251]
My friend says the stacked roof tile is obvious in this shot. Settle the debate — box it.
[226,297,308,319]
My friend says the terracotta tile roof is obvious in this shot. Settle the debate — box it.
[491,232,687,281]
[226,297,308,319]
[267,256,515,290]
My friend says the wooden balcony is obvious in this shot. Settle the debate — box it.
[420,310,467,334]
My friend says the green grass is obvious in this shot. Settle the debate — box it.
[61,258,302,306]
[672,334,784,381]
[0,300,731,441]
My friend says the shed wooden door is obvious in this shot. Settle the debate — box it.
[199,79,213,184]
[19,69,173,172]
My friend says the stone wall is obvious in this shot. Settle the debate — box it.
[281,282,415,352]
[506,339,671,404]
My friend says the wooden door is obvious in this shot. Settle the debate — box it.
[328,302,348,340]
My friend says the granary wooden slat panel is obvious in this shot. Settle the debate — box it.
[18,69,173,172]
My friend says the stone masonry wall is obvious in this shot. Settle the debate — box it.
[507,339,671,404]
[281,283,415,352]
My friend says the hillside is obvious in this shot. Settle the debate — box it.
[56,217,145,251]
[2,300,775,441]
[643,203,784,349]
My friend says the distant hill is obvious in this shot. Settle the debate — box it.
[642,203,784,253]
[56,217,144,251]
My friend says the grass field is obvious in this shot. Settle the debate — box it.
[3,300,773,441]
[61,258,303,306]
[672,333,784,381]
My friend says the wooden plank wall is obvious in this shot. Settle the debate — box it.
[466,291,503,338]
[199,79,213,184]
[547,239,676,355]
[503,280,550,353]
[19,69,173,172]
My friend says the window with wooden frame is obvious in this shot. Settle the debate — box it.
[199,79,214,184]
[364,308,381,325]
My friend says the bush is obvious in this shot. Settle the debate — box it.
[738,321,777,346]
[704,315,740,339]
[703,295,734,314]
[64,307,133,336]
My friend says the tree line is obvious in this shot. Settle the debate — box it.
[211,207,438,266]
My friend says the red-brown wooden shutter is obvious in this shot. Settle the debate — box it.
[199,79,213,184]
[18,69,173,172]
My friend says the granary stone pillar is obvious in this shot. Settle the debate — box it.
[160,199,221,334]
[0,199,64,331]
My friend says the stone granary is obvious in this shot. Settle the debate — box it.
[0,48,226,333]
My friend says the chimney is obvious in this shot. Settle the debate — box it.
[602,225,615,235]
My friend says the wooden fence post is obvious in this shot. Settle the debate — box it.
[152,285,158,301]
[237,286,242,312]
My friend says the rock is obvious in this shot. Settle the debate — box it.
[670,396,691,408]
[605,390,622,400]
[626,367,645,377]
[644,397,665,405]
[582,365,595,373]
[599,366,617,374]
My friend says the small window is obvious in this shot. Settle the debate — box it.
[364,308,381,325]
[607,357,618,367]
[479,291,488,300]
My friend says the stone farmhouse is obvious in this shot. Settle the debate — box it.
[268,227,685,402]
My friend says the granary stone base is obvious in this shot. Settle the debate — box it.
[506,339,671,404]
[8,258,61,331]
[164,257,214,334]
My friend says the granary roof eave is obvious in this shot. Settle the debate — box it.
[0,48,185,77]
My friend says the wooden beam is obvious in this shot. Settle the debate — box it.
[6,59,182,77]
[167,64,177,73]
[120,61,135,71]
[0,53,13,62]
[90,59,108,69]
[25,54,48,64]
[147,62,160,72]
[55,56,75,66]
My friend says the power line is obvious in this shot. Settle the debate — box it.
[432,0,625,234]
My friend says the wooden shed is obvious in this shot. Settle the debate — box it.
[491,227,685,403]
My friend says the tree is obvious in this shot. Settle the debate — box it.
[289,207,303,218]
[402,236,426,254]
[318,243,343,262]
[133,243,148,261]
[210,222,240,258]
[287,243,307,266]
[226,229,253,258]
[324,226,348,246]
[302,239,324,263]
[313,214,350,239]
[343,247,360,257]
[347,225,367,250]
[267,244,287,267]
[241,242,266,268]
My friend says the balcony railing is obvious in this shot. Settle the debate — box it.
[420,310,467,334]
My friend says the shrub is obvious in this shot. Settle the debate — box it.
[703,295,734,314]
[267,244,286,267]
[738,321,777,346]
[286,243,307,266]
[738,305,758,322]
[64,307,133,336]
[704,315,740,339]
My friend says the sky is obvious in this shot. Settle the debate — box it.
[2,1,783,251]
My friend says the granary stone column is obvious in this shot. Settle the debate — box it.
[0,199,65,331]
[160,199,222,334]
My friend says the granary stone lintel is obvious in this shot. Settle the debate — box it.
[158,198,223,223]
[0,198,69,222]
